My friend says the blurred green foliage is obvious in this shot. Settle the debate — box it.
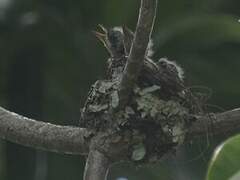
[207,134,240,180]
[0,0,239,180]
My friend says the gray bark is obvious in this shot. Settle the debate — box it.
[188,108,240,137]
[84,149,110,180]
[119,0,158,107]
[0,107,90,155]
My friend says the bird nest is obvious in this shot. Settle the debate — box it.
[80,26,202,164]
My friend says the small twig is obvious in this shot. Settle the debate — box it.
[188,108,240,138]
[118,0,158,107]
[0,107,90,155]
[83,149,110,180]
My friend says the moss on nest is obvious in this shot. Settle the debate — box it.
[80,76,198,163]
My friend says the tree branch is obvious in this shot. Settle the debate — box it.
[119,0,158,107]
[188,108,240,137]
[83,149,110,180]
[0,106,90,155]
[1,104,240,157]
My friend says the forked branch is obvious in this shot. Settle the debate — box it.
[119,0,158,107]
[0,106,240,156]
[0,0,239,179]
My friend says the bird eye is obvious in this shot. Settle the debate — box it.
[159,61,167,68]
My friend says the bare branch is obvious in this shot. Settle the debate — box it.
[83,149,110,180]
[119,0,158,107]
[188,108,240,137]
[0,107,90,155]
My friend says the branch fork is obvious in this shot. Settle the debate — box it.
[0,0,240,180]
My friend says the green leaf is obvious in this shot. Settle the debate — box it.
[207,134,240,180]
[230,170,240,180]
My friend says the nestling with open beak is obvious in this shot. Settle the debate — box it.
[94,25,125,59]
[93,25,184,96]
[93,24,154,59]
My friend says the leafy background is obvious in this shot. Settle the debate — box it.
[0,0,239,179]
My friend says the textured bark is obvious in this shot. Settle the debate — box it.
[1,105,240,156]
[0,0,240,180]
[188,108,240,137]
[0,107,90,155]
[83,149,110,180]
[119,0,158,107]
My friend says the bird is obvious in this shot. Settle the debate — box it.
[93,25,125,59]
[93,25,184,97]
[93,24,154,59]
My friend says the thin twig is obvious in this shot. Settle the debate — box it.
[0,107,90,155]
[83,149,110,180]
[118,0,158,107]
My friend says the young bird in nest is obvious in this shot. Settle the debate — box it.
[94,25,184,97]
[94,25,154,59]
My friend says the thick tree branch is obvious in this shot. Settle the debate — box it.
[83,149,110,180]
[119,0,158,107]
[0,107,90,155]
[1,105,240,157]
[189,108,240,137]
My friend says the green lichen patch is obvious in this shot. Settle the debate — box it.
[131,143,146,161]
[81,79,192,163]
[80,79,119,129]
[110,90,119,108]
[80,63,203,165]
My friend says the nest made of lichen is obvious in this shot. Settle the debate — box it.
[80,77,204,163]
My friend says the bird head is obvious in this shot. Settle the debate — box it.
[93,25,154,58]
[93,25,136,58]
[93,25,124,58]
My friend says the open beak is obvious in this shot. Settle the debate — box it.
[93,24,108,45]
[93,24,112,55]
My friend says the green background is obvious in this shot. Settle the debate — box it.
[0,0,239,179]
